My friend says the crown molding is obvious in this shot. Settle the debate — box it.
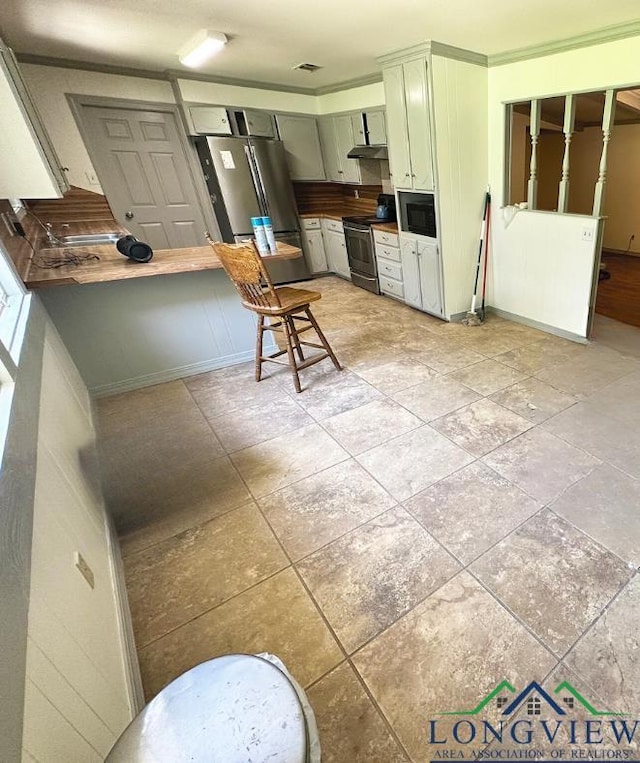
[15,52,382,96]
[376,42,433,66]
[16,52,169,81]
[164,69,316,95]
[377,40,487,67]
[314,72,383,95]
[430,41,488,67]
[488,19,640,66]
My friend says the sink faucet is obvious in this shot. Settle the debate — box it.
[28,209,62,246]
[45,223,60,246]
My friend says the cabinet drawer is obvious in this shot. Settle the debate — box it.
[323,218,344,234]
[374,229,399,248]
[302,217,321,230]
[379,275,404,299]
[375,243,401,262]
[377,258,402,282]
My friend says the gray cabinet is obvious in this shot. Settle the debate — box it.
[400,235,422,309]
[318,116,341,182]
[241,109,275,138]
[322,220,350,280]
[188,106,232,135]
[366,111,387,145]
[399,233,443,317]
[351,111,386,147]
[0,39,67,198]
[275,114,325,181]
[351,113,367,146]
[319,115,381,185]
[382,58,434,191]
[302,227,328,273]
[334,115,361,184]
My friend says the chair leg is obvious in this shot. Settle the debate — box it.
[288,315,305,362]
[255,314,265,382]
[283,315,302,393]
[305,307,341,371]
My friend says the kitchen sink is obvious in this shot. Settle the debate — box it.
[54,233,121,247]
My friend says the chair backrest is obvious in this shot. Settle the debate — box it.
[208,239,281,309]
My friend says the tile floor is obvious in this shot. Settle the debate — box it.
[97,277,640,763]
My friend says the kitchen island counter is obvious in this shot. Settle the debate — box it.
[26,237,302,289]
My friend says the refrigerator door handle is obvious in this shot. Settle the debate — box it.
[245,144,269,217]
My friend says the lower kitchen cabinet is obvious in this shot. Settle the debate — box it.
[302,227,328,273]
[417,238,443,316]
[322,221,351,280]
[399,233,444,317]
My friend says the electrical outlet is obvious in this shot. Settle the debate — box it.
[354,189,359,199]
[581,227,594,243]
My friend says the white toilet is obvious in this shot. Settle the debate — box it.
[106,653,321,762]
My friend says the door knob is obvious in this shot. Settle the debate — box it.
[125,211,134,219]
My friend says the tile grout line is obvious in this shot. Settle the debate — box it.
[112,291,639,742]
[246,468,415,762]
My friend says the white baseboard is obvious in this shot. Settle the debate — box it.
[488,307,588,343]
[91,344,277,397]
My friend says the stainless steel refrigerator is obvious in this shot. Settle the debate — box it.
[195,136,309,284]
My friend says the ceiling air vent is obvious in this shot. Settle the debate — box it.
[292,62,322,73]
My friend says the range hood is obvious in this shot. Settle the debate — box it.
[347,145,388,160]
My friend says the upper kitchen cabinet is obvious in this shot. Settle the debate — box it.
[351,111,386,146]
[365,111,387,145]
[0,39,68,198]
[185,105,232,135]
[235,109,275,138]
[382,57,433,191]
[351,113,367,146]
[379,42,488,320]
[334,115,361,183]
[275,114,325,181]
[318,115,381,185]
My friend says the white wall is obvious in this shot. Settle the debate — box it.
[22,323,135,761]
[23,65,175,193]
[316,81,385,114]
[488,34,640,337]
[22,64,382,195]
[431,55,488,319]
[492,210,598,336]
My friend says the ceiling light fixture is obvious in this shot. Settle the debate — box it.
[178,30,228,68]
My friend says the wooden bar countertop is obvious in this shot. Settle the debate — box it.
[24,222,302,289]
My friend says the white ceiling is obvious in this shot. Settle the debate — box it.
[1,0,640,89]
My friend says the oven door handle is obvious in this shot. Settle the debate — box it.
[343,225,371,235]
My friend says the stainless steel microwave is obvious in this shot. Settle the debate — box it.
[398,192,437,238]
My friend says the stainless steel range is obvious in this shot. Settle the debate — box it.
[343,193,396,294]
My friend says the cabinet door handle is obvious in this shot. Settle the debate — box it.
[404,172,410,177]
[125,211,134,219]
[411,173,416,178]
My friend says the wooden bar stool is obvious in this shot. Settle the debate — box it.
[209,241,341,393]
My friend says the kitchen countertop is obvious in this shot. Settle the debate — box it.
[299,211,399,234]
[23,222,302,289]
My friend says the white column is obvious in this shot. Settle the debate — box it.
[527,99,541,209]
[557,94,576,213]
[592,89,616,217]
